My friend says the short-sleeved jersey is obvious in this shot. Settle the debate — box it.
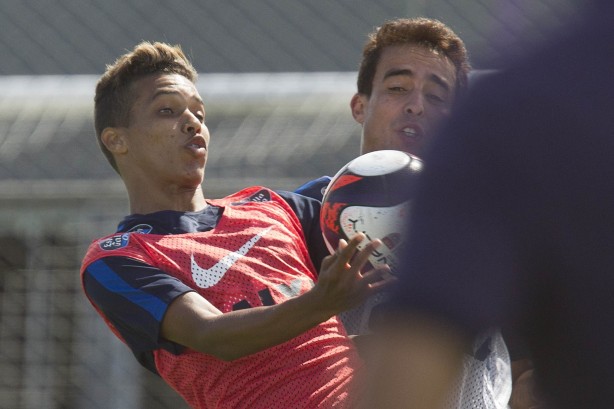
[81,187,363,409]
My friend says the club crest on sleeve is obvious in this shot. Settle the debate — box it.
[99,233,130,251]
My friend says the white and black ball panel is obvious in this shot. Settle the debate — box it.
[336,203,408,274]
[346,149,412,176]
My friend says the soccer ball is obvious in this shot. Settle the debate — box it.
[320,150,423,275]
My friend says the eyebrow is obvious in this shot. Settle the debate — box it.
[383,68,451,92]
[151,89,204,106]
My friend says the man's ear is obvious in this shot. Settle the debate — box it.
[100,127,128,154]
[350,93,367,125]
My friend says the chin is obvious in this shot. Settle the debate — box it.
[182,169,205,187]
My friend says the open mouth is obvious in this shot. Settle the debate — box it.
[187,135,207,150]
[402,127,419,139]
[401,125,424,140]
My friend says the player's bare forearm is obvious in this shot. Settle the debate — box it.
[163,291,330,361]
[161,234,395,361]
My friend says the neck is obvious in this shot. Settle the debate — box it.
[126,182,208,215]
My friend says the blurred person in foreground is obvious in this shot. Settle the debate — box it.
[366,2,614,409]
[298,17,531,409]
[79,41,395,408]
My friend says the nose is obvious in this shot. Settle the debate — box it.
[404,91,424,116]
[182,111,202,135]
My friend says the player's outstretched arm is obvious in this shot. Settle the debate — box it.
[161,233,395,361]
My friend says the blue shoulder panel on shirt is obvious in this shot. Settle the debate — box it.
[88,259,167,321]
[294,176,331,201]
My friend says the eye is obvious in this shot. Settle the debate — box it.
[194,111,205,123]
[388,86,406,93]
[427,93,451,107]
[427,94,445,103]
[159,107,173,114]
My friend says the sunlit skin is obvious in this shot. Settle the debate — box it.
[351,44,457,156]
[101,73,210,214]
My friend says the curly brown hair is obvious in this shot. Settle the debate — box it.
[357,18,470,97]
[94,41,198,173]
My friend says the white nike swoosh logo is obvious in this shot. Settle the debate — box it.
[191,226,273,288]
